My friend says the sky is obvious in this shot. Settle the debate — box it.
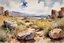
[0,0,64,15]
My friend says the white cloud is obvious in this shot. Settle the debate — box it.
[0,0,64,15]
[21,0,51,15]
[5,0,51,15]
[52,2,61,11]
[52,2,64,11]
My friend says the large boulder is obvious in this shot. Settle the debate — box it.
[0,6,4,15]
[58,7,64,18]
[4,10,9,16]
[51,10,59,19]
[3,20,18,30]
[16,29,35,40]
[49,28,64,39]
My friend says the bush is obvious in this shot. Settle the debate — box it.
[43,25,52,37]
[0,30,7,42]
[17,22,24,25]
[14,25,28,34]
[57,18,64,29]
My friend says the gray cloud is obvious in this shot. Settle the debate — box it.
[38,0,64,7]
[0,0,10,7]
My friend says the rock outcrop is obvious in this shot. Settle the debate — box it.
[51,7,64,18]
[0,6,4,15]
[58,7,64,18]
[49,28,64,39]
[51,10,58,19]
[4,10,9,16]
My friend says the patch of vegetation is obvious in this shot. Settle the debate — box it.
[0,30,7,42]
[44,26,52,37]
[57,18,64,29]
[14,25,28,34]
[17,22,24,25]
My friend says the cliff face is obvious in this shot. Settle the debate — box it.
[58,7,64,18]
[0,6,9,16]
[51,7,64,18]
[51,10,58,19]
[0,6,4,15]
[4,10,9,16]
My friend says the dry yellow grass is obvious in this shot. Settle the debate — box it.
[0,15,18,26]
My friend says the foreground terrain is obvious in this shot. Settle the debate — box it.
[0,15,64,43]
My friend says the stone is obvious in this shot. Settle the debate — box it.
[51,10,58,19]
[52,23,58,28]
[5,39,20,43]
[0,6,4,15]
[4,10,9,16]
[8,24,18,30]
[58,11,64,18]
[35,37,51,43]
[47,15,51,19]
[49,28,64,39]
[3,20,17,30]
[16,29,35,40]
[58,7,64,18]
[36,31,44,37]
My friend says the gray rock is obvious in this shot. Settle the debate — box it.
[8,24,17,30]
[16,33,34,40]
[3,20,17,30]
[16,29,35,40]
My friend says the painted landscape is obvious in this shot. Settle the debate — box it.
[0,0,64,43]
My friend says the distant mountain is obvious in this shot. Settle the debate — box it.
[10,11,47,18]
[10,11,35,17]
[10,11,26,17]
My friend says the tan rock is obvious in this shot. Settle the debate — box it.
[49,28,64,39]
[36,31,44,37]
[58,7,64,18]
[16,29,35,40]
[0,6,4,15]
[4,10,9,16]
[35,37,51,43]
[51,10,58,19]
[5,39,20,43]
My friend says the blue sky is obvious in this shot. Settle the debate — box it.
[0,0,64,15]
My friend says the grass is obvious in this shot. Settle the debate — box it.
[1,15,64,42]
[0,29,7,42]
[57,18,64,29]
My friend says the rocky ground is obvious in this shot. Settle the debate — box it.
[0,15,64,43]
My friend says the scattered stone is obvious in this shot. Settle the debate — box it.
[4,10,9,16]
[16,29,35,40]
[51,10,58,19]
[0,6,4,15]
[5,39,20,43]
[52,23,58,28]
[36,31,44,37]
[49,28,64,39]
[35,37,51,43]
[58,7,64,18]
[3,20,18,30]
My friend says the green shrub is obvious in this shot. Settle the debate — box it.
[57,18,64,29]
[0,30,7,42]
[44,26,52,37]
[14,25,28,34]
[17,22,24,25]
